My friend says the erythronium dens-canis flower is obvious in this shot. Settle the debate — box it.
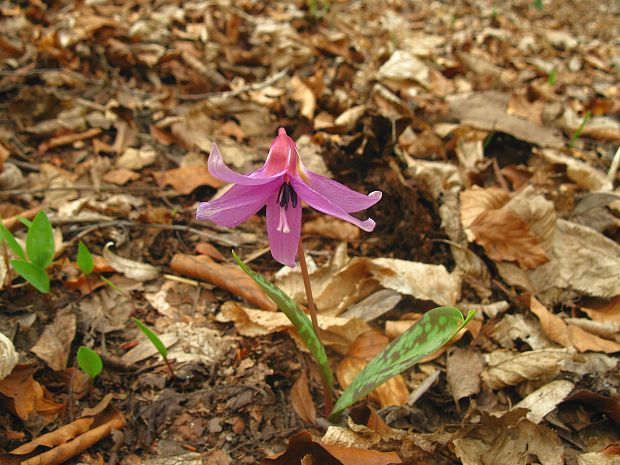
[196,128,382,266]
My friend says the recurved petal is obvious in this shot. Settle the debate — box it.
[305,172,382,213]
[208,143,284,185]
[196,180,281,227]
[291,177,377,232]
[266,194,302,267]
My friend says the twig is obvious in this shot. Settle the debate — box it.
[0,185,162,196]
[178,67,289,101]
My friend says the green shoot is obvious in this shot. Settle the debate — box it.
[77,241,94,276]
[0,211,54,293]
[569,110,591,147]
[547,68,557,86]
[133,318,174,378]
[533,0,543,10]
[77,346,103,380]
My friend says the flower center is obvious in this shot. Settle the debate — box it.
[276,182,298,233]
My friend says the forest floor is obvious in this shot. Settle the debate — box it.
[0,0,619,464]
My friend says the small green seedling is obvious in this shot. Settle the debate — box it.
[547,68,557,86]
[569,110,591,148]
[232,252,475,422]
[77,346,103,380]
[0,211,55,293]
[76,241,94,276]
[533,0,543,10]
[133,318,175,378]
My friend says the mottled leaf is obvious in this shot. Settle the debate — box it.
[232,251,333,393]
[329,307,475,421]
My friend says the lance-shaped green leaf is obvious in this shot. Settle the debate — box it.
[10,260,50,293]
[26,211,55,269]
[0,221,25,260]
[329,306,475,421]
[232,251,333,392]
[133,318,168,360]
[77,241,94,276]
[77,346,103,380]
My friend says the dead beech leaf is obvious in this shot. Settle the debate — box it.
[530,297,620,353]
[0,332,18,380]
[0,365,63,426]
[470,209,549,270]
[37,128,102,154]
[302,215,361,242]
[122,333,178,365]
[102,168,140,185]
[337,330,409,410]
[262,430,402,465]
[289,74,316,120]
[513,379,575,424]
[459,186,510,239]
[218,302,370,354]
[581,297,620,324]
[2,396,125,465]
[447,347,483,403]
[115,146,157,170]
[290,372,316,424]
[482,349,573,390]
[103,242,159,281]
[171,254,276,311]
[152,165,224,194]
[566,390,620,426]
[30,308,76,371]
[453,410,564,465]
[577,451,620,465]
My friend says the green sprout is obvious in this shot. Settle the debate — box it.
[533,0,543,10]
[569,110,591,148]
[0,211,55,293]
[232,251,474,422]
[76,241,94,276]
[77,346,103,380]
[547,68,557,86]
[133,318,175,378]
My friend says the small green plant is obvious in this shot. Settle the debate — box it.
[547,68,557,86]
[76,241,94,276]
[0,211,55,293]
[77,346,103,380]
[232,252,474,422]
[569,110,591,147]
[307,0,329,20]
[533,0,543,10]
[133,318,175,378]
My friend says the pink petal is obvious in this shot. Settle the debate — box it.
[208,143,285,185]
[305,172,382,213]
[291,177,377,232]
[266,193,302,267]
[196,180,281,227]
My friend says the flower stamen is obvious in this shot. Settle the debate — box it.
[277,206,290,233]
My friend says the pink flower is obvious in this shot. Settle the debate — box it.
[196,128,382,267]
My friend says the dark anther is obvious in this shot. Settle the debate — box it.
[276,182,297,210]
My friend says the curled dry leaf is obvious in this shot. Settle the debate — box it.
[219,301,370,354]
[482,348,574,390]
[1,394,125,465]
[0,365,63,426]
[261,430,402,465]
[513,379,575,424]
[453,410,564,465]
[530,297,620,353]
[0,332,18,380]
[290,372,316,425]
[302,215,361,242]
[170,253,276,311]
[103,242,159,281]
[30,308,76,371]
[581,297,620,324]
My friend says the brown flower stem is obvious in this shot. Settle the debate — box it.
[297,240,333,417]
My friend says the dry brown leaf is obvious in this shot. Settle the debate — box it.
[152,165,224,194]
[121,333,179,365]
[30,308,76,372]
[103,242,159,282]
[566,390,620,426]
[530,296,620,353]
[290,372,316,425]
[577,451,620,465]
[453,410,564,465]
[482,349,573,390]
[0,332,18,380]
[262,430,402,465]
[447,347,483,403]
[219,302,370,354]
[460,186,510,239]
[102,168,140,185]
[289,74,316,120]
[0,365,63,426]
[536,148,612,191]
[302,215,361,242]
[37,128,102,154]
[581,297,620,324]
[2,396,125,465]
[470,209,549,269]
[513,379,575,424]
[115,146,157,170]
[337,330,409,409]
[171,254,276,311]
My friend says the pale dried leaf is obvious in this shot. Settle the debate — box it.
[447,348,483,402]
[290,372,316,424]
[0,332,18,380]
[576,451,620,465]
[152,165,224,194]
[513,379,575,424]
[289,75,316,120]
[537,148,612,191]
[103,242,159,281]
[460,186,510,240]
[121,333,178,365]
[30,308,76,371]
[116,146,157,170]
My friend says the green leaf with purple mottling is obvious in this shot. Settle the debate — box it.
[329,306,475,421]
[232,251,333,393]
